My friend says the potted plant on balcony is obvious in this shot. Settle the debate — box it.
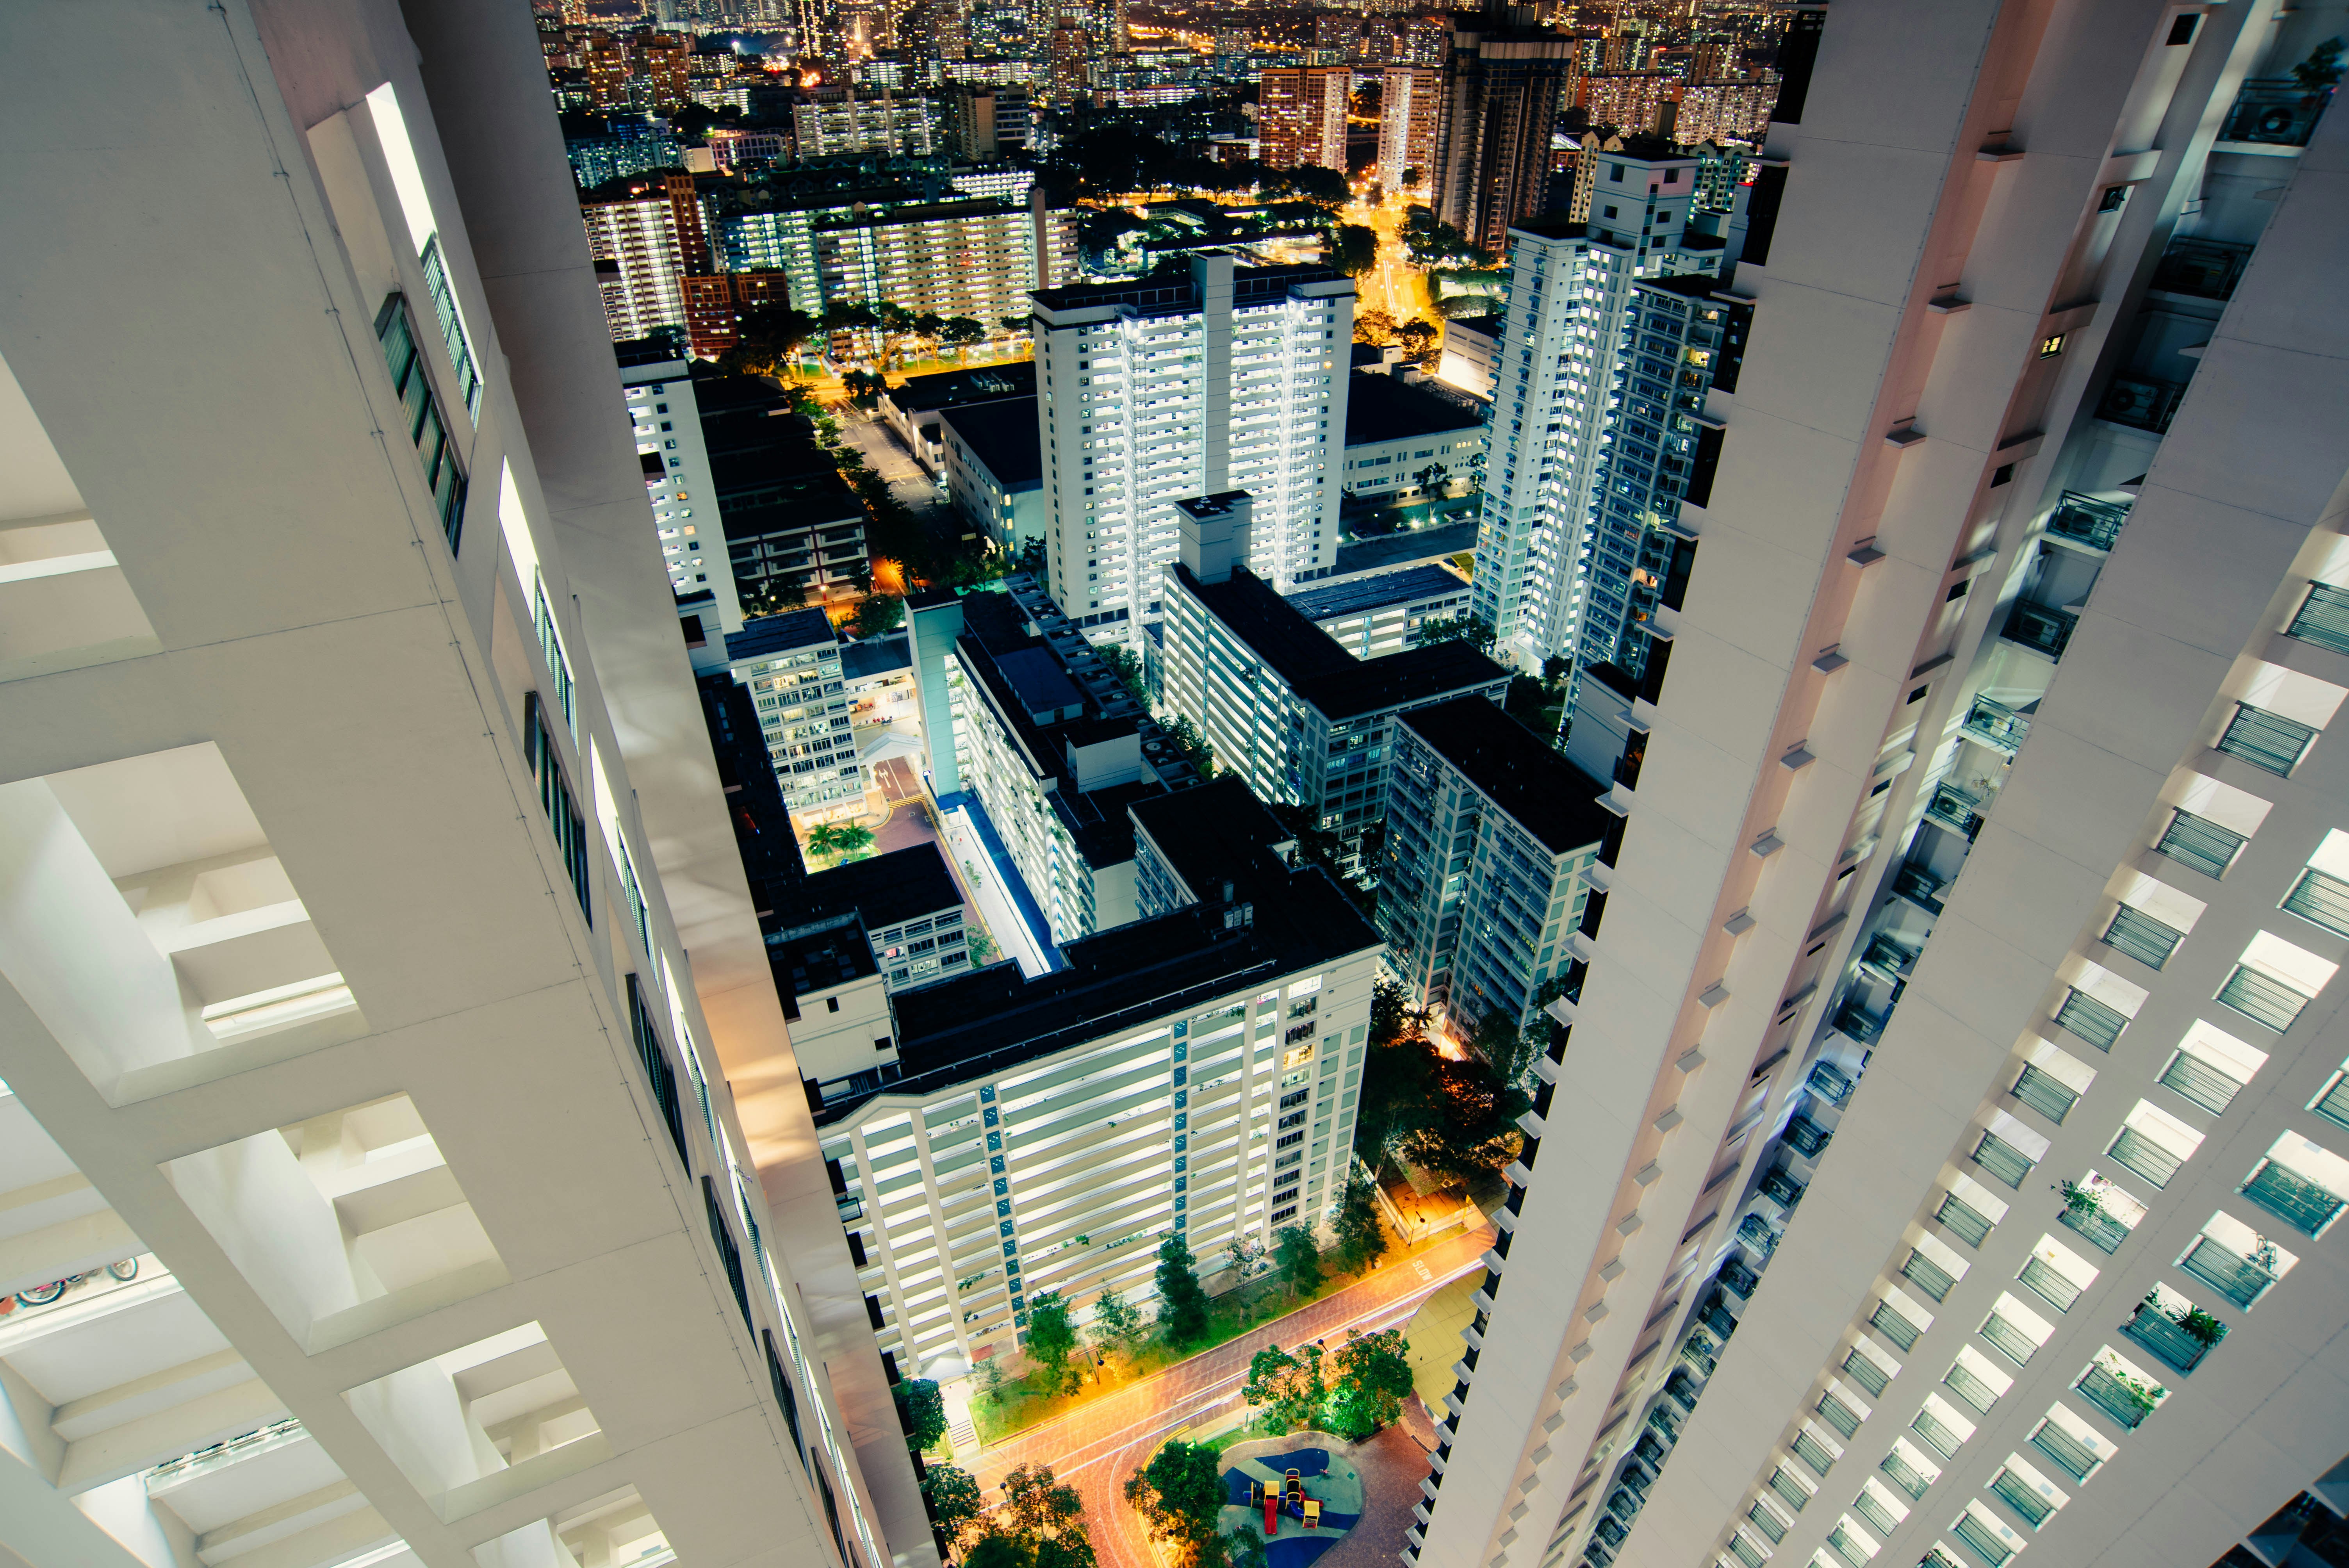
[2169,1301,2228,1348]
[2112,1367,2166,1417]
[2058,1178,2102,1217]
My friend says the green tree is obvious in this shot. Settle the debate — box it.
[1157,713,1214,777]
[923,1462,985,1547]
[1329,222,1378,277]
[1091,1283,1143,1362]
[1369,978,1410,1046]
[1224,1524,1269,1568]
[1241,1342,1325,1431]
[894,1377,947,1451]
[722,303,821,377]
[1124,1440,1226,1564]
[1354,307,1397,346]
[1417,613,1499,654]
[1154,1232,1211,1344]
[1333,1172,1388,1273]
[942,316,988,358]
[807,822,876,863]
[1395,316,1440,365]
[1324,1326,1414,1439]
[965,1537,1034,1568]
[1273,1225,1323,1303]
[998,1464,1096,1568]
[1470,1009,1531,1087]
[1097,642,1149,703]
[854,593,905,636]
[739,572,809,619]
[1353,1034,1441,1164]
[1025,1289,1080,1393]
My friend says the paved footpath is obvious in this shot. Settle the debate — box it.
[970,1225,1495,1568]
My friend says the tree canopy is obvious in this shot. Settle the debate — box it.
[1155,1232,1211,1344]
[1325,1327,1415,1439]
[1328,222,1378,277]
[922,1463,985,1548]
[894,1377,946,1451]
[1241,1342,1325,1432]
[1273,1225,1323,1302]
[1025,1290,1080,1393]
[1125,1441,1226,1565]
[1333,1173,1388,1273]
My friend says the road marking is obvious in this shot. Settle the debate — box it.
[1413,1260,1432,1283]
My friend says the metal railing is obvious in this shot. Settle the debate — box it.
[2047,490,2130,550]
[2222,78,2330,145]
[2123,1304,2215,1374]
[2150,236,2255,300]
[1960,695,2031,752]
[2003,599,2078,659]
[2095,374,2188,434]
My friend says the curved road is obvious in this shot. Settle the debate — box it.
[970,1225,1495,1567]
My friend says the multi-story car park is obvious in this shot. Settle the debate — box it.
[816,779,1378,1374]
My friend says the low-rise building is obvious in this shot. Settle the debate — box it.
[945,589,1171,944]
[1378,695,1613,1039]
[783,844,974,1001]
[1340,371,1486,502]
[1285,563,1472,659]
[1158,494,1510,854]
[1436,312,1501,398]
[726,610,863,819]
[616,340,734,627]
[941,395,1046,556]
[816,776,1379,1372]
[877,360,1036,474]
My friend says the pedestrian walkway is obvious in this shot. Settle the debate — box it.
[935,791,1056,977]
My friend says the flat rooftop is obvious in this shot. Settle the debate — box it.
[883,360,1035,415]
[1285,564,1470,623]
[1174,563,1508,721]
[769,915,877,999]
[790,842,963,934]
[1344,371,1487,447]
[1400,696,1616,856]
[726,608,838,663]
[940,396,1042,488]
[1032,257,1346,318]
[854,778,1378,1115]
[841,631,911,681]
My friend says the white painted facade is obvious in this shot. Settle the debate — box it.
[0,10,926,1568]
[1417,7,2349,1568]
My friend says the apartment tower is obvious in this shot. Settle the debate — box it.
[1260,66,1355,172]
[1417,9,2349,1568]
[1432,9,1581,257]
[0,8,927,1568]
[1380,66,1447,195]
[1027,253,1355,634]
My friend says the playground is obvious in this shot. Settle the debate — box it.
[1219,1436,1365,1568]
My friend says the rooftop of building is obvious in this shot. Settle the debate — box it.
[709,449,865,535]
[1031,256,1347,318]
[1344,371,1487,446]
[841,630,911,682]
[852,778,1376,1117]
[881,360,1037,415]
[726,608,839,663]
[813,196,1029,231]
[1509,214,1592,243]
[955,591,1158,868]
[613,336,688,371]
[1399,697,1615,856]
[786,842,964,936]
[1283,563,1471,624]
[939,395,1042,488]
[1443,313,1501,339]
[1173,562,1508,721]
[768,914,878,999]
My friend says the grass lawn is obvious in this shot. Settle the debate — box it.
[970,1222,1426,1445]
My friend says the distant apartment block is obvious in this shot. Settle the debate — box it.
[1378,696,1612,1036]
[818,198,1080,331]
[1158,494,1510,854]
[1286,563,1473,659]
[1379,65,1444,192]
[727,611,862,818]
[616,339,735,629]
[1258,65,1352,171]
[793,90,939,158]
[817,777,1378,1374]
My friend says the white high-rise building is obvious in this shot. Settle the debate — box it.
[1028,253,1354,635]
[1467,144,1733,670]
[1419,7,2349,1568]
[0,9,925,1568]
[617,341,736,632]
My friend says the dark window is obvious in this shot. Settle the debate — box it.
[1991,463,2015,486]
[1711,301,1754,394]
[2098,185,2128,213]
[1772,9,1826,123]
[1946,580,1970,601]
[827,996,840,1012]
[2167,13,2198,43]
[1661,535,1698,610]
[1685,426,1725,508]
[1743,165,1789,267]
[1908,685,1929,703]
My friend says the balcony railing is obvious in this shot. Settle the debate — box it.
[1720,1257,1761,1297]
[2018,1255,2082,1313]
[1924,782,1986,839]
[1944,1362,2000,1416]
[2241,1160,2345,1236]
[2096,374,2188,434]
[2123,1303,2218,1374]
[2047,490,2130,550]
[2030,1418,2100,1483]
[2221,78,2331,146]
[1879,1450,1930,1501]
[1785,1114,1833,1158]
[1809,1060,1855,1106]
[1960,695,2031,753]
[1990,1467,2054,1529]
[1759,1167,1807,1208]
[1980,1311,2038,1366]
[2003,599,2078,659]
[2180,1237,2275,1309]
[2075,1364,2157,1430]
[2058,1203,2131,1255]
[1893,861,1948,914]
[1835,998,1889,1044]
[1861,933,1918,980]
[2151,236,2255,301]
